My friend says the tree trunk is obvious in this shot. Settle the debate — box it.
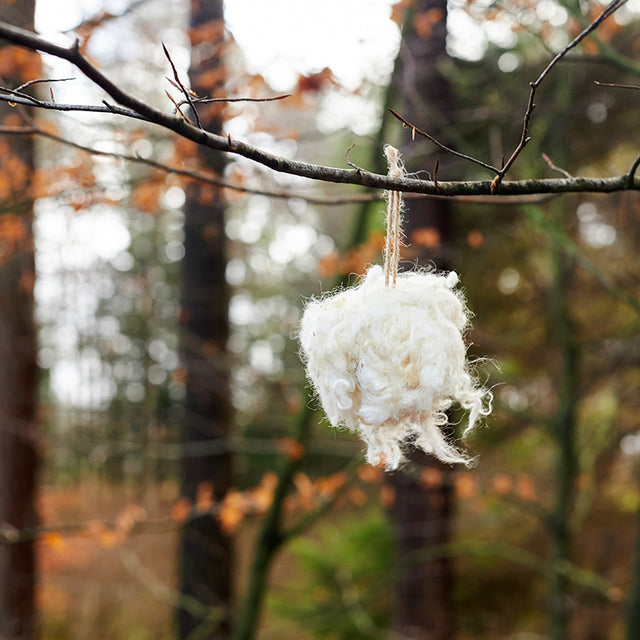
[177,2,233,638]
[388,2,456,638]
[0,2,38,639]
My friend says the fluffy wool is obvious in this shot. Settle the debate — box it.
[299,265,491,470]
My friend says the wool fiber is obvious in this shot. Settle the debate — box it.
[299,265,491,470]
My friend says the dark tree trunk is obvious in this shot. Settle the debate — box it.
[388,2,456,639]
[177,1,233,638]
[0,2,38,639]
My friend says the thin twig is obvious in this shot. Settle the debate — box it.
[389,107,500,174]
[594,80,640,90]
[14,76,75,93]
[162,43,201,128]
[164,89,190,123]
[345,142,365,172]
[493,0,629,191]
[191,93,291,105]
[542,153,573,179]
[0,90,146,119]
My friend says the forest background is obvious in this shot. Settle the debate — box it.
[0,0,639,639]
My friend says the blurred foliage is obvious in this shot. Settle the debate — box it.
[271,508,393,639]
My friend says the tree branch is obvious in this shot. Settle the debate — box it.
[388,108,500,174]
[0,20,637,198]
[492,0,629,191]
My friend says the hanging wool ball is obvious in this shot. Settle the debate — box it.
[298,145,491,470]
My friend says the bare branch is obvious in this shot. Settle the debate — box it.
[162,43,201,128]
[494,0,629,190]
[190,93,291,105]
[388,108,500,174]
[14,76,75,93]
[164,89,190,123]
[0,21,637,199]
[0,91,147,119]
[542,153,573,179]
[0,122,554,207]
[594,80,640,91]
[345,142,365,173]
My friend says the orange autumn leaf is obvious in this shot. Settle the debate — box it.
[454,474,478,499]
[171,367,187,385]
[249,472,277,513]
[411,227,441,249]
[294,472,315,510]
[413,8,444,38]
[391,0,413,26]
[2,112,23,128]
[5,154,30,191]
[341,245,378,277]
[278,436,305,461]
[490,473,513,496]
[347,487,368,507]
[0,175,11,201]
[82,519,107,539]
[0,46,41,81]
[582,37,599,57]
[171,497,192,523]
[38,583,71,613]
[295,67,337,95]
[195,67,227,94]
[467,229,484,248]
[515,474,536,502]
[197,185,217,207]
[98,529,120,550]
[317,251,340,278]
[173,135,199,162]
[0,214,27,244]
[115,504,146,533]
[420,467,444,489]
[195,481,215,514]
[576,473,591,490]
[218,490,247,533]
[379,484,396,509]
[188,19,225,46]
[315,471,347,497]
[131,182,162,213]
[357,465,385,485]
[41,531,66,552]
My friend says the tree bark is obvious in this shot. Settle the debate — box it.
[388,2,456,638]
[0,2,38,639]
[177,1,233,638]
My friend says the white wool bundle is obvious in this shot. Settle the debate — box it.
[299,265,491,470]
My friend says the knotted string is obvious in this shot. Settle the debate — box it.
[383,145,404,288]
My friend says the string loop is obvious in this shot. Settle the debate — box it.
[383,145,404,287]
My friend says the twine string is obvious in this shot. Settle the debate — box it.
[383,145,404,288]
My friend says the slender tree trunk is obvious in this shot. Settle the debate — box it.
[177,2,233,638]
[388,2,456,639]
[0,2,38,639]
